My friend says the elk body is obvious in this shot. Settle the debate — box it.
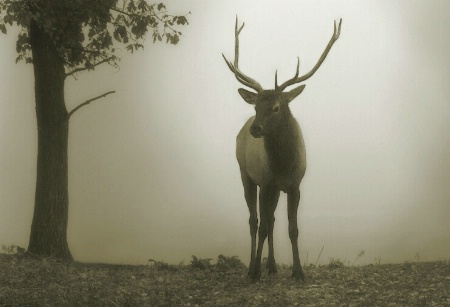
[223,17,342,280]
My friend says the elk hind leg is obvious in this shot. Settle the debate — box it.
[240,169,257,275]
[288,188,305,281]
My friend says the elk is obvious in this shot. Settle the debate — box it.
[222,17,342,280]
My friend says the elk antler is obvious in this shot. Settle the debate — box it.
[275,19,343,92]
[222,16,263,93]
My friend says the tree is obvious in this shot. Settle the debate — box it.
[0,0,189,260]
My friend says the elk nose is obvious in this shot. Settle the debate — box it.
[250,124,263,138]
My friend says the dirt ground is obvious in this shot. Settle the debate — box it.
[1,252,449,306]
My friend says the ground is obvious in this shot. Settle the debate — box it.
[0,251,449,306]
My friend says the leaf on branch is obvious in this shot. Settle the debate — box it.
[170,34,179,45]
[15,54,23,64]
[3,14,14,26]
[157,3,166,11]
[126,44,134,53]
[137,0,148,11]
[113,28,122,42]
[0,23,6,34]
[134,43,144,50]
[127,0,136,13]
[119,25,128,42]
[177,16,188,25]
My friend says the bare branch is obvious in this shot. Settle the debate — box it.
[110,5,183,24]
[110,6,134,17]
[68,91,116,118]
[65,57,116,79]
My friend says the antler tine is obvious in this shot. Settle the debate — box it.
[275,70,278,89]
[275,57,299,90]
[222,54,261,90]
[234,15,245,67]
[222,16,263,93]
[276,18,343,92]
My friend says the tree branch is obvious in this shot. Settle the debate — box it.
[110,6,134,17]
[110,6,159,19]
[65,57,116,78]
[68,91,116,118]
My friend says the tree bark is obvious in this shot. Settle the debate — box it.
[27,19,73,260]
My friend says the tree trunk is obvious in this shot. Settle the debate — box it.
[27,20,73,260]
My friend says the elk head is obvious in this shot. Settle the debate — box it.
[222,16,342,138]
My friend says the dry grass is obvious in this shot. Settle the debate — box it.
[1,252,449,306]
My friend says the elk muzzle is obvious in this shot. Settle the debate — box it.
[250,123,264,138]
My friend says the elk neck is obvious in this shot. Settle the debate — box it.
[263,110,300,178]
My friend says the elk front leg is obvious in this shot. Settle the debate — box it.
[288,188,305,281]
[251,186,278,280]
[267,189,280,275]
[241,170,258,274]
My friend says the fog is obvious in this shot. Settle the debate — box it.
[1,0,449,266]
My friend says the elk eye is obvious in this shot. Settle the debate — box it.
[273,105,280,113]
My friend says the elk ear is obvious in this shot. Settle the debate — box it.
[285,85,306,103]
[238,88,258,105]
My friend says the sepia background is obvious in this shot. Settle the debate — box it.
[1,0,449,266]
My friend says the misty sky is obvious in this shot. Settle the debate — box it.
[1,0,449,266]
